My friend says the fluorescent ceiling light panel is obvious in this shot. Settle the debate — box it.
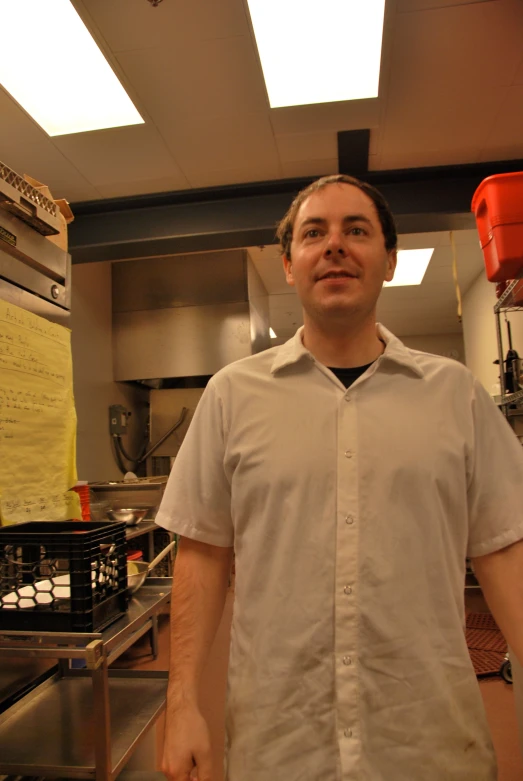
[384,249,434,287]
[0,0,144,136]
[270,328,278,338]
[246,0,386,108]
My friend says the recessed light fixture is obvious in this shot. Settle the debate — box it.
[0,0,144,136]
[270,328,278,338]
[384,248,434,288]
[246,0,386,108]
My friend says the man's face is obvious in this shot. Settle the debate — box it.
[283,184,396,323]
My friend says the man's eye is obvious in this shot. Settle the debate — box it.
[349,227,366,236]
[305,229,320,238]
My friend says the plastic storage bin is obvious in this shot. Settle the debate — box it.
[0,520,128,632]
[471,171,523,282]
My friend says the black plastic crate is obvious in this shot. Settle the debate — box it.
[0,520,129,632]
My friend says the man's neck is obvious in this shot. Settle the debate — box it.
[301,314,385,368]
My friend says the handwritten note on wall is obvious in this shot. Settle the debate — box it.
[0,299,81,525]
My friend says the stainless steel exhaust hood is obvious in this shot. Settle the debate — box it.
[112,249,270,382]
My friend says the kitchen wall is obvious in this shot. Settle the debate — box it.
[70,261,149,482]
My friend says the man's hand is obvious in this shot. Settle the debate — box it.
[162,704,213,781]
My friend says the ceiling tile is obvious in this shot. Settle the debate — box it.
[397,0,495,11]
[186,164,282,188]
[116,36,268,126]
[381,4,522,156]
[275,132,338,164]
[162,112,281,177]
[95,175,192,199]
[80,0,249,52]
[514,54,523,85]
[477,144,523,162]
[0,88,100,202]
[480,85,523,150]
[376,148,481,169]
[52,124,187,187]
[270,100,381,135]
[281,159,339,179]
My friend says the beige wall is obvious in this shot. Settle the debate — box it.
[71,261,149,482]
[401,332,465,363]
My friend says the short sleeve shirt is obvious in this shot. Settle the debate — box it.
[156,324,523,781]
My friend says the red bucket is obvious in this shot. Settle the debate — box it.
[471,172,523,282]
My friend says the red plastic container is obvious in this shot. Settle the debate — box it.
[471,172,523,282]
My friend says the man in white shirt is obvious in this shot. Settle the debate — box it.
[158,174,523,781]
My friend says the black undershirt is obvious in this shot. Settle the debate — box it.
[328,362,374,389]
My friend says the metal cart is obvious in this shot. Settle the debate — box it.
[0,580,171,781]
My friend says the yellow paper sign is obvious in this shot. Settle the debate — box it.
[0,299,81,525]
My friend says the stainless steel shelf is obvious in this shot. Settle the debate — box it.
[125,521,158,543]
[0,671,167,779]
[494,279,523,313]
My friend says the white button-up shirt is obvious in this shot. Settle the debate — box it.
[156,324,523,781]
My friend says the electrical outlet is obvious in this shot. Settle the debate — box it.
[109,404,128,435]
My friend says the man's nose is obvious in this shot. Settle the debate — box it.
[324,231,347,256]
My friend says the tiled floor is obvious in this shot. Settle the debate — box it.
[118,597,523,780]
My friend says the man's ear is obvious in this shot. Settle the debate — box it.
[282,254,295,287]
[385,250,397,283]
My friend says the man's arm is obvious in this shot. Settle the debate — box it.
[162,536,233,781]
[471,539,523,667]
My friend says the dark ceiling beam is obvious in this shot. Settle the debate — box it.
[69,159,523,264]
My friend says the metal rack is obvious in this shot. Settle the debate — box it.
[0,580,171,781]
[493,279,523,420]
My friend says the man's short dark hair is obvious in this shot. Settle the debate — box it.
[276,174,398,260]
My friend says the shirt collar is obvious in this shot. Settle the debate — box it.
[271,323,425,378]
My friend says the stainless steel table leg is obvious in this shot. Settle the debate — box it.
[150,615,159,659]
[90,645,112,781]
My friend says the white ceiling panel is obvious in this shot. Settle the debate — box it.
[275,132,338,164]
[281,159,339,179]
[78,0,249,52]
[53,124,187,187]
[270,99,381,135]
[162,112,280,178]
[117,35,268,127]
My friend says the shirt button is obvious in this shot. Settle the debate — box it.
[344,585,352,595]
[343,656,352,666]
[344,728,352,738]
[345,515,354,525]
[345,394,351,402]
[344,450,353,458]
